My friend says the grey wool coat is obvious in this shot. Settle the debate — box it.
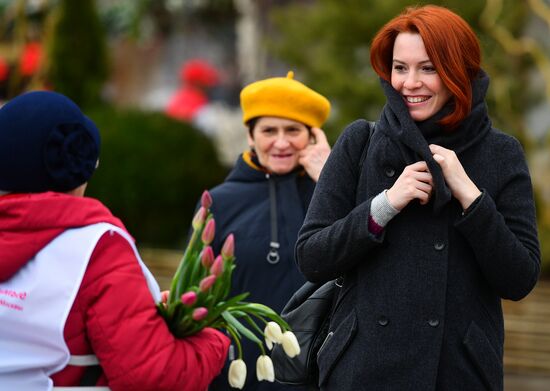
[295,75,540,391]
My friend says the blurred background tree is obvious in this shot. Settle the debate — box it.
[44,0,108,107]
[85,107,227,248]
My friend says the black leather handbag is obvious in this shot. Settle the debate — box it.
[271,279,340,387]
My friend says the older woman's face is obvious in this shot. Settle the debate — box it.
[248,116,310,175]
[391,32,452,122]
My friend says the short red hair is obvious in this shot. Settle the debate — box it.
[370,5,481,129]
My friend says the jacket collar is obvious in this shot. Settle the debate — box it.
[376,70,492,213]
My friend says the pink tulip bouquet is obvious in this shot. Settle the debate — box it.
[157,191,300,389]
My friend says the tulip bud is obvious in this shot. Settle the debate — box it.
[192,207,207,230]
[281,331,301,358]
[256,355,275,382]
[210,255,224,276]
[181,291,197,306]
[160,290,169,304]
[221,233,235,259]
[192,307,208,321]
[201,246,215,268]
[228,359,247,389]
[264,321,283,344]
[201,190,213,209]
[201,219,215,245]
[199,274,217,292]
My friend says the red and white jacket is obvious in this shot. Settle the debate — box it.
[0,192,230,390]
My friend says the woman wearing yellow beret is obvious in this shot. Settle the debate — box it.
[205,71,331,390]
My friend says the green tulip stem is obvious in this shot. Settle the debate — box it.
[257,341,266,356]
[222,310,263,345]
[239,312,267,339]
[169,228,199,302]
[225,324,243,359]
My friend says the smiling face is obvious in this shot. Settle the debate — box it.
[248,116,310,174]
[391,32,452,122]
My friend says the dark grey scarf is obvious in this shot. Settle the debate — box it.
[377,70,492,213]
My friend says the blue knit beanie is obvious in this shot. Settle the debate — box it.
[0,91,100,193]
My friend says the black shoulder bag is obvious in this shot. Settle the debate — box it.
[271,120,375,387]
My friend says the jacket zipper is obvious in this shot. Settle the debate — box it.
[317,331,334,358]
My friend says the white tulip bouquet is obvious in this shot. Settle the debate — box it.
[157,191,300,389]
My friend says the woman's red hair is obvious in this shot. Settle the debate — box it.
[370,5,481,129]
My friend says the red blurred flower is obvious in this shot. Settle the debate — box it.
[0,56,9,82]
[19,42,42,76]
[165,87,207,121]
[180,59,219,87]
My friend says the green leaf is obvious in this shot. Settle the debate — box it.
[222,310,262,345]
[205,293,250,323]
[229,302,290,330]
[238,312,266,337]
[170,229,201,301]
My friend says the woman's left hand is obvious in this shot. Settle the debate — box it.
[429,144,481,210]
[299,127,331,182]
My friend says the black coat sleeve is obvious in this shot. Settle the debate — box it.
[455,136,540,300]
[295,120,384,283]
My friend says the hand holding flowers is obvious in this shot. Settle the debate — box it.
[157,191,300,389]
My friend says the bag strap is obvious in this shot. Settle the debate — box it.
[331,120,376,308]
[358,121,376,171]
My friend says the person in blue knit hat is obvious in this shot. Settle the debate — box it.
[0,91,100,194]
[0,91,230,390]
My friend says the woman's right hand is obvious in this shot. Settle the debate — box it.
[298,127,331,182]
[386,161,433,211]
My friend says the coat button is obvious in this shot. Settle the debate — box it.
[384,167,396,177]
[428,319,440,327]
[384,166,395,178]
[377,316,389,326]
[434,242,445,251]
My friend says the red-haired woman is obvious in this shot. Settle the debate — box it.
[296,5,540,390]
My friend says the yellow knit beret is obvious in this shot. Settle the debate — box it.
[240,71,330,128]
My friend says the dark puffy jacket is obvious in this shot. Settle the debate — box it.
[208,152,314,391]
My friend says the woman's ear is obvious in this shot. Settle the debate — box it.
[247,132,255,149]
[309,134,316,145]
